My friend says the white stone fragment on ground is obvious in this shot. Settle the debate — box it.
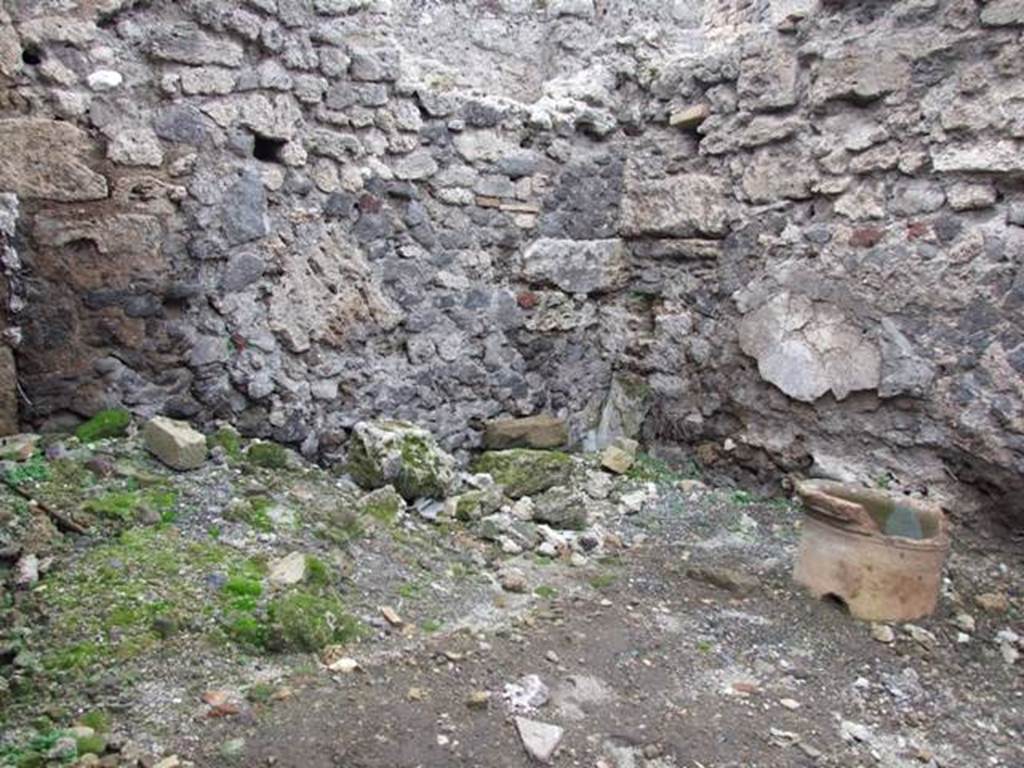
[840,720,874,744]
[903,624,938,649]
[870,623,895,644]
[952,612,975,633]
[143,416,208,471]
[15,553,39,588]
[515,717,564,764]
[600,437,638,475]
[327,657,358,673]
[268,552,307,587]
[503,674,550,713]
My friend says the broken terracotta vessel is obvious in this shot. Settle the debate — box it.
[793,479,949,622]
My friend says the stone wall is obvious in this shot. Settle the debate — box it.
[1,0,1022,517]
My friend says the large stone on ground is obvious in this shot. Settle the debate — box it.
[531,486,590,530]
[600,437,638,475]
[347,420,458,501]
[515,717,564,764]
[484,415,569,450]
[143,417,208,471]
[472,449,573,499]
[269,552,307,587]
[0,120,107,201]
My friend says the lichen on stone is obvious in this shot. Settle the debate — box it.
[346,420,458,501]
[471,449,573,499]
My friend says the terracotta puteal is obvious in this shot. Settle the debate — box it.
[793,480,950,622]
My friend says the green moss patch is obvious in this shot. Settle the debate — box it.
[2,455,51,488]
[208,427,243,461]
[31,527,251,674]
[247,442,289,470]
[74,410,131,444]
[225,496,282,533]
[82,486,178,524]
[347,422,456,501]
[357,487,404,525]
[264,592,361,652]
[471,450,572,499]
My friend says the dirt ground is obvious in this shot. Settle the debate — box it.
[188,497,1023,768]
[1,433,1021,768]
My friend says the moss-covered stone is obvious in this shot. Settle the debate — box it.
[346,421,457,501]
[74,409,131,444]
[75,734,106,757]
[247,441,289,470]
[225,496,275,532]
[265,591,361,653]
[357,486,405,525]
[448,486,503,522]
[208,426,243,460]
[471,449,572,499]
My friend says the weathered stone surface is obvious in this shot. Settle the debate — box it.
[947,183,998,211]
[0,120,107,201]
[180,67,237,95]
[0,24,21,78]
[236,94,303,141]
[515,717,563,764]
[738,42,799,112]
[522,239,627,295]
[878,318,935,398]
[149,24,244,66]
[742,149,817,203]
[0,346,18,436]
[739,293,881,403]
[931,141,1024,173]
[347,420,458,501]
[392,150,438,180]
[600,437,638,475]
[812,52,910,104]
[4,0,1024,526]
[266,227,399,353]
[108,127,164,167]
[223,172,269,245]
[269,552,307,587]
[484,416,568,450]
[981,0,1024,26]
[669,104,709,129]
[587,373,650,451]
[143,417,208,471]
[620,172,729,238]
[472,450,573,499]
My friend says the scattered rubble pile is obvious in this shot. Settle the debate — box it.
[0,0,1023,517]
[0,412,1021,766]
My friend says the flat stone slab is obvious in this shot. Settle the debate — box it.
[269,552,307,587]
[515,717,564,763]
[484,415,568,450]
[143,416,207,471]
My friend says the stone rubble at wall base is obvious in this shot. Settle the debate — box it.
[0,0,1022,519]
